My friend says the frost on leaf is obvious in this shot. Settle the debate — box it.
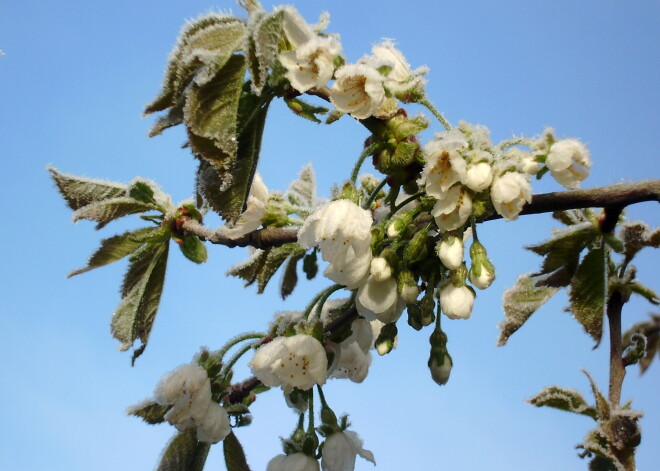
[285,163,317,212]
[528,386,597,420]
[245,8,284,94]
[498,274,558,346]
[227,244,305,294]
[49,167,126,210]
[112,242,169,363]
[569,246,606,345]
[126,399,171,425]
[156,429,211,471]
[623,313,660,374]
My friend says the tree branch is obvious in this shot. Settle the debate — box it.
[185,180,660,248]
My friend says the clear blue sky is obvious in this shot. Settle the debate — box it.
[1,1,658,470]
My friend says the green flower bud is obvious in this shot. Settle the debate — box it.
[468,241,495,290]
[387,212,413,238]
[403,228,429,263]
[428,353,453,386]
[419,296,436,326]
[397,269,419,303]
[407,303,423,331]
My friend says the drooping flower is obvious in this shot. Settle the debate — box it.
[221,173,269,239]
[439,283,475,319]
[431,184,473,232]
[249,334,327,391]
[437,235,464,270]
[279,35,342,93]
[546,139,591,189]
[329,63,386,119]
[151,362,230,443]
[298,199,373,289]
[356,275,406,323]
[419,130,468,198]
[464,161,493,192]
[321,430,375,471]
[268,453,320,471]
[490,172,532,221]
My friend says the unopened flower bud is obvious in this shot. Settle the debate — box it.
[436,236,463,270]
[439,282,474,320]
[465,161,493,192]
[428,354,452,386]
[370,257,392,281]
[521,155,540,175]
[407,303,423,331]
[419,296,436,326]
[375,322,398,355]
[395,273,418,305]
[387,211,413,238]
[403,228,429,263]
[468,241,495,290]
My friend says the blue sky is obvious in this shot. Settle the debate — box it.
[1,1,658,470]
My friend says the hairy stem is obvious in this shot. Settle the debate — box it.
[607,290,625,407]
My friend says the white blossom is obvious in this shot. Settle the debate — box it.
[458,121,492,149]
[279,35,341,93]
[370,39,426,97]
[465,162,493,192]
[546,139,591,189]
[419,130,468,198]
[469,264,495,290]
[369,257,392,282]
[249,334,327,391]
[330,341,372,383]
[437,236,464,270]
[329,63,385,119]
[321,430,375,471]
[356,275,405,323]
[490,172,532,221]
[298,200,373,289]
[221,173,269,239]
[431,184,473,232]
[439,284,475,319]
[521,154,540,175]
[196,402,231,444]
[429,355,452,386]
[281,7,316,48]
[268,453,320,471]
[399,283,420,304]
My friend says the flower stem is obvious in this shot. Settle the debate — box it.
[314,284,345,319]
[363,178,388,209]
[302,284,344,320]
[607,290,625,407]
[497,137,535,150]
[214,332,265,363]
[307,389,315,432]
[220,342,258,383]
[351,142,380,183]
[418,96,451,131]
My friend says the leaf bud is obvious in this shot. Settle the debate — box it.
[375,322,398,355]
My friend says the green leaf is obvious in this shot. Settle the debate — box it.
[111,242,169,362]
[581,429,623,471]
[498,274,558,346]
[48,167,126,211]
[223,431,252,471]
[302,251,318,280]
[68,226,158,277]
[126,400,171,425]
[527,222,598,288]
[72,198,160,229]
[157,430,211,471]
[178,235,208,264]
[196,87,271,223]
[629,281,659,305]
[128,181,156,204]
[623,314,659,374]
[185,54,246,165]
[583,369,610,421]
[148,102,185,137]
[569,246,607,344]
[257,244,305,293]
[285,163,316,210]
[226,249,269,287]
[528,386,597,420]
[284,97,329,123]
[145,15,246,114]
[246,9,284,94]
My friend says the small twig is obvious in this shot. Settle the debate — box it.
[607,290,625,407]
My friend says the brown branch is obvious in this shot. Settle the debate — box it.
[184,180,660,248]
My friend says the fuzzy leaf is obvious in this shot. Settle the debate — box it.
[285,163,316,210]
[127,400,171,425]
[583,369,610,421]
[185,54,246,164]
[128,181,156,204]
[302,251,318,280]
[223,431,252,471]
[257,244,305,293]
[227,249,269,286]
[498,274,558,346]
[111,242,169,361]
[68,227,158,277]
[280,253,304,299]
[148,103,185,137]
[623,314,660,374]
[196,88,271,223]
[246,9,284,94]
[528,386,597,420]
[284,97,328,123]
[145,15,246,114]
[582,429,625,471]
[49,167,126,210]
[569,246,607,344]
[72,198,160,229]
[157,430,211,471]
[178,235,208,264]
[629,281,659,305]
[527,222,598,288]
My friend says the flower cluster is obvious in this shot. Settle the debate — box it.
[148,362,230,443]
[278,7,427,120]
